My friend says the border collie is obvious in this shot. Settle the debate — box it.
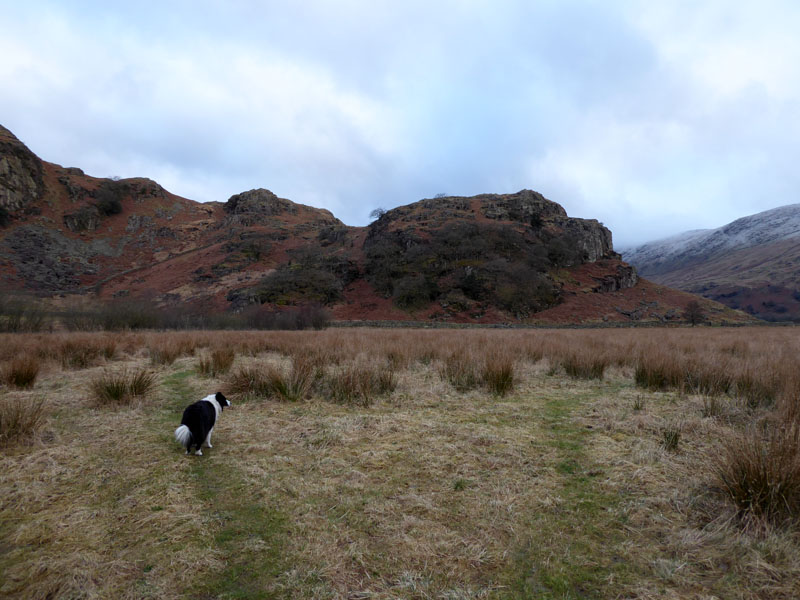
[174,392,231,455]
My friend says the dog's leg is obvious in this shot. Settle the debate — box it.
[204,428,213,448]
[194,448,203,456]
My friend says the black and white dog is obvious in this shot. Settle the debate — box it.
[174,392,231,455]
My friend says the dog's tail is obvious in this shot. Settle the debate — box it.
[174,425,192,448]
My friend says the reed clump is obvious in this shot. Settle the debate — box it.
[198,347,236,377]
[90,368,156,406]
[439,352,481,392]
[2,354,40,389]
[560,351,608,380]
[0,396,47,446]
[715,423,800,524]
[326,361,397,407]
[483,355,515,397]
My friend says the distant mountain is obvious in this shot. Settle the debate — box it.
[623,205,800,321]
[0,124,748,324]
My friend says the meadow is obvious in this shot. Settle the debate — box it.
[1,327,799,599]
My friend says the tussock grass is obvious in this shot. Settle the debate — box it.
[2,354,40,389]
[0,395,47,446]
[560,350,608,380]
[715,424,800,523]
[439,351,481,391]
[198,347,236,377]
[228,365,275,399]
[661,423,681,452]
[326,361,397,406]
[59,340,101,369]
[89,368,156,406]
[148,341,182,366]
[268,357,315,402]
[483,354,514,396]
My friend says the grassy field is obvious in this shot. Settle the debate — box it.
[1,328,800,599]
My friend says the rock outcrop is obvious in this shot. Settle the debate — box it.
[2,124,743,325]
[0,125,44,215]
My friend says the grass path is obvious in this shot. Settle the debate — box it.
[501,385,643,599]
[159,370,289,599]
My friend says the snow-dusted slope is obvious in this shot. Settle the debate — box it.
[622,204,800,277]
[622,204,800,321]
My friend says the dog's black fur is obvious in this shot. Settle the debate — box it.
[174,392,230,455]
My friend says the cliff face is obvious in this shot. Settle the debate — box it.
[0,124,747,324]
[0,126,44,213]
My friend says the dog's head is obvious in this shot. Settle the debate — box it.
[215,392,231,410]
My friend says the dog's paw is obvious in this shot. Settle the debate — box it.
[195,449,203,456]
[206,443,213,448]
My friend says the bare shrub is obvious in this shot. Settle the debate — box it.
[2,354,40,389]
[483,355,515,397]
[90,369,156,406]
[0,396,47,446]
[715,424,800,524]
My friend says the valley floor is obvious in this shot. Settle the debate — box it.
[1,328,799,599]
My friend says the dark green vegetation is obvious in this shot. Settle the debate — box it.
[364,221,577,316]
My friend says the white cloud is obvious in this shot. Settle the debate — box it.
[2,1,800,245]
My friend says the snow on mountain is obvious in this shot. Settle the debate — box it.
[623,204,800,273]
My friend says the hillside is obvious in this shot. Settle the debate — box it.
[622,205,800,321]
[0,125,748,324]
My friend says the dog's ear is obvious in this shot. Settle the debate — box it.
[216,392,230,407]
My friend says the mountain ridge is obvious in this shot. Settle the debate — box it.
[623,204,800,321]
[0,125,749,325]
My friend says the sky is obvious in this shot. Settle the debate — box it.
[2,0,799,248]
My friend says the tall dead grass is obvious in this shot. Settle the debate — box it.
[2,355,40,389]
[326,361,397,406]
[0,395,47,446]
[715,423,800,524]
[89,369,157,406]
[198,347,236,377]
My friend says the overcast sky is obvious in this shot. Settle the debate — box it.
[2,1,799,248]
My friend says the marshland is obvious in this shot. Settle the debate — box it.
[2,327,800,599]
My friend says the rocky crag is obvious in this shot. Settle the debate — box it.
[0,125,748,324]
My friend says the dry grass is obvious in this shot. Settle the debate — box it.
[325,360,397,406]
[2,354,40,389]
[0,395,47,446]
[198,347,236,377]
[482,354,515,396]
[3,327,800,599]
[89,368,157,406]
[439,351,481,391]
[228,365,275,399]
[715,423,800,523]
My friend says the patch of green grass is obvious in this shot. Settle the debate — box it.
[501,391,641,598]
[162,368,290,599]
[191,460,288,599]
